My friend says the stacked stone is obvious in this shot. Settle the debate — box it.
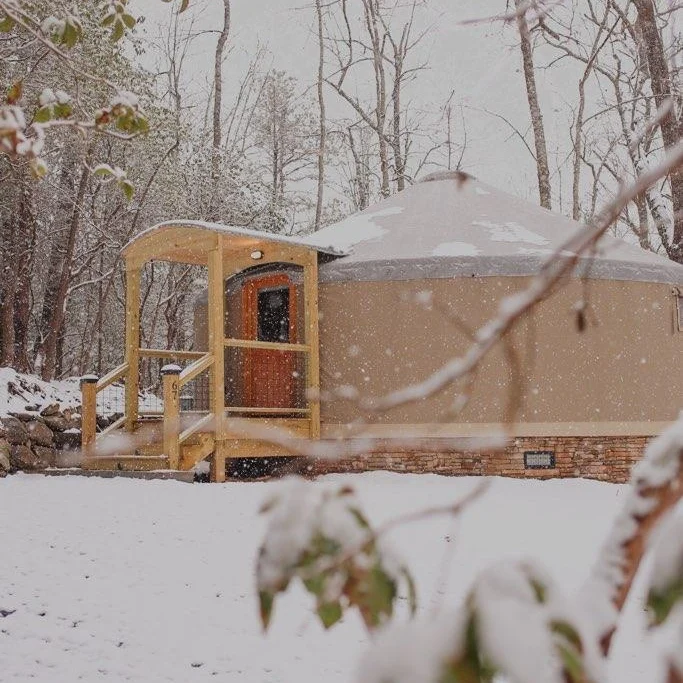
[0,403,82,476]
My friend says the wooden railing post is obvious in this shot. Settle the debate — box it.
[304,252,321,439]
[80,374,99,459]
[208,241,226,483]
[125,264,141,431]
[161,364,181,469]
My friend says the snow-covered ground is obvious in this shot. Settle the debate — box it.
[0,472,666,682]
[0,367,159,417]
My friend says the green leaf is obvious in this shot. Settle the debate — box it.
[302,573,325,597]
[556,642,585,683]
[62,20,80,48]
[454,614,497,683]
[7,81,22,105]
[101,13,116,27]
[259,590,275,631]
[551,620,582,651]
[648,580,683,626]
[317,601,343,629]
[0,15,14,32]
[529,577,547,604]
[122,13,136,29]
[34,106,52,123]
[348,506,371,529]
[120,179,135,201]
[29,157,48,179]
[179,0,190,13]
[93,164,114,177]
[111,18,125,42]
[54,102,72,119]
[361,564,396,629]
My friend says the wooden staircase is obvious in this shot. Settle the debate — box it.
[82,418,215,473]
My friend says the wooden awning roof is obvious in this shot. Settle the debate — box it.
[122,220,345,268]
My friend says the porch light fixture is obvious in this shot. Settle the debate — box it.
[250,250,263,260]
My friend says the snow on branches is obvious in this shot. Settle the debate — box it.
[256,478,416,632]
[581,412,683,649]
[0,1,151,182]
[357,560,602,683]
[646,513,683,679]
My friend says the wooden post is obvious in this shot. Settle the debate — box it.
[208,240,226,482]
[161,364,181,469]
[210,439,228,484]
[80,374,99,459]
[124,264,141,431]
[303,251,321,439]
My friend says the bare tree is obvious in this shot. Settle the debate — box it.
[324,0,428,196]
[632,0,683,263]
[209,0,231,222]
[314,0,326,230]
[514,0,553,209]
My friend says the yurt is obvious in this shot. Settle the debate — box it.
[87,171,682,483]
[189,171,683,482]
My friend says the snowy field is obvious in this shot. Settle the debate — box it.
[0,472,666,682]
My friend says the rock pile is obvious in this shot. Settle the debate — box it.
[0,403,82,476]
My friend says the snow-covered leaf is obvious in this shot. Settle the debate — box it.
[256,479,416,633]
[7,81,22,105]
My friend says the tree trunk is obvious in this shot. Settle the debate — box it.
[36,147,92,380]
[362,0,390,197]
[515,0,552,210]
[391,58,406,191]
[209,0,231,221]
[0,168,33,368]
[13,206,33,373]
[314,0,326,229]
[0,215,17,367]
[633,0,683,263]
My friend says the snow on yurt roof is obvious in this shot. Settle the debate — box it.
[304,171,683,285]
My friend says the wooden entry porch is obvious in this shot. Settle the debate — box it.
[80,222,324,482]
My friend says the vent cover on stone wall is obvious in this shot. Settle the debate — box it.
[524,450,555,469]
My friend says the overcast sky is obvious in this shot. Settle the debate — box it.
[133,0,579,205]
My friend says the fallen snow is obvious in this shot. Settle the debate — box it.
[305,206,403,252]
[0,367,160,417]
[472,220,549,246]
[432,241,481,256]
[0,367,83,416]
[0,472,671,682]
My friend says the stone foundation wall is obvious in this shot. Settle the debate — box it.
[309,436,649,484]
[0,404,93,477]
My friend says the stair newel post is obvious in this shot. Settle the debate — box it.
[161,364,181,470]
[124,264,141,432]
[208,240,226,483]
[80,374,99,458]
[303,251,321,440]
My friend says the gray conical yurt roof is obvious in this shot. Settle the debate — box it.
[304,172,683,285]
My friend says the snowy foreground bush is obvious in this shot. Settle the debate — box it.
[257,416,683,683]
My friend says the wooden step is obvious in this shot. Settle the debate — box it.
[180,433,215,471]
[82,455,170,472]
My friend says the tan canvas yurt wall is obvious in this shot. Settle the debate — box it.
[192,173,683,481]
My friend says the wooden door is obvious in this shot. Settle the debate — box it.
[242,273,297,409]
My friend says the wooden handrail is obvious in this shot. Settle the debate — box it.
[224,337,310,352]
[224,406,310,414]
[178,353,214,388]
[179,412,215,444]
[99,414,126,438]
[139,348,205,359]
[96,363,129,392]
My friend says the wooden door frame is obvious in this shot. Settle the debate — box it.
[241,272,298,407]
